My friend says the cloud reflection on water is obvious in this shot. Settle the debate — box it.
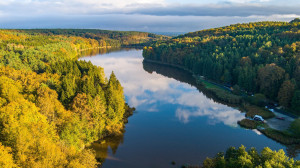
[80,49,244,127]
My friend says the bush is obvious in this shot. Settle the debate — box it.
[247,93,267,107]
[244,105,275,119]
[260,128,300,145]
[290,119,300,136]
[232,85,242,95]
[208,88,242,104]
[238,119,259,129]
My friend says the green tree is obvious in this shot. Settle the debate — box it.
[257,64,285,99]
[290,119,300,136]
[291,90,300,112]
[202,145,299,168]
[278,80,296,107]
[105,72,125,133]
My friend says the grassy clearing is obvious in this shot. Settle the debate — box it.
[237,118,300,145]
[201,80,220,89]
[260,128,300,145]
[207,87,242,104]
[198,79,242,104]
[244,105,275,119]
[238,118,300,145]
[238,119,260,129]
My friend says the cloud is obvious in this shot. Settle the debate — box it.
[1,14,298,32]
[126,4,300,17]
[0,0,165,15]
[0,0,299,31]
[174,92,244,126]
[226,0,271,3]
[0,0,299,17]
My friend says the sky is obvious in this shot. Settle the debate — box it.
[0,0,300,32]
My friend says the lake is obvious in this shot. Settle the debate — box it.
[79,48,300,168]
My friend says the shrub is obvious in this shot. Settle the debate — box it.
[290,119,300,137]
[260,128,300,144]
[244,105,275,119]
[238,119,259,129]
[247,93,267,107]
[208,88,242,104]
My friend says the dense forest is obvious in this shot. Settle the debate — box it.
[21,29,168,48]
[0,30,137,167]
[0,29,166,73]
[143,19,300,112]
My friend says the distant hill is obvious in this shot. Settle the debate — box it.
[151,32,186,37]
[290,18,300,23]
[20,29,169,47]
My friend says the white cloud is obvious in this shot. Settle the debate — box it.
[0,0,299,31]
[0,0,166,15]
[1,0,299,17]
[248,14,300,19]
[227,0,270,3]
[1,14,297,32]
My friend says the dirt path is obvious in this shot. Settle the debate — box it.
[266,111,295,131]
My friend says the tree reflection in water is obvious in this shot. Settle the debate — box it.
[90,133,125,165]
[143,59,300,158]
[143,60,241,107]
[286,144,300,158]
[80,48,126,57]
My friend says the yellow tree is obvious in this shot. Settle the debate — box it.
[36,84,71,127]
[0,143,18,168]
[105,72,125,134]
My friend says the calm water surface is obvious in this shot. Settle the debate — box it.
[80,48,300,168]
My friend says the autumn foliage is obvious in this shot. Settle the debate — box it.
[0,30,131,167]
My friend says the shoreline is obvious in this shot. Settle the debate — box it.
[143,58,297,117]
[78,46,113,52]
[143,58,300,145]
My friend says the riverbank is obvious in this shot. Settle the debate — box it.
[143,58,300,145]
[144,59,259,107]
[144,59,242,103]
[78,46,112,52]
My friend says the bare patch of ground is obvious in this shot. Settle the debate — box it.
[265,111,295,131]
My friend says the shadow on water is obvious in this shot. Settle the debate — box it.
[142,60,198,87]
[90,133,125,167]
[142,60,239,108]
[142,59,300,159]
[80,47,137,57]
[79,48,119,57]
[286,145,300,158]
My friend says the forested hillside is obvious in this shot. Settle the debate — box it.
[0,30,135,167]
[143,19,300,112]
[21,29,168,47]
[0,29,166,73]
